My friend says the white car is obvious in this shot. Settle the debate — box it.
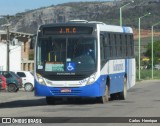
[14,71,34,92]
[154,64,160,70]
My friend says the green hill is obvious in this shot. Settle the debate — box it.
[0,0,160,34]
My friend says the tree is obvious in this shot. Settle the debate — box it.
[145,40,160,65]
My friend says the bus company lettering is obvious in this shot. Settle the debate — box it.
[60,27,76,34]
[113,62,124,72]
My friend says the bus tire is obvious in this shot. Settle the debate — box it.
[119,78,127,100]
[97,85,109,103]
[46,97,55,105]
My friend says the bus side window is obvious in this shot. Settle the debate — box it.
[122,34,126,57]
[127,35,131,56]
[114,34,118,57]
[110,33,115,58]
[120,34,123,58]
[129,35,134,57]
[116,34,121,58]
[125,34,128,57]
[104,33,110,59]
[100,34,105,60]
[104,33,108,46]
[130,35,134,56]
[107,33,111,58]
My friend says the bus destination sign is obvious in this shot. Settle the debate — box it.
[43,26,93,35]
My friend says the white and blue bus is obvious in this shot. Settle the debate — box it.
[34,20,135,104]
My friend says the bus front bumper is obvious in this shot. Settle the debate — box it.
[34,77,106,97]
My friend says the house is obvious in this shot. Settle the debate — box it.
[0,40,21,71]
[0,30,35,71]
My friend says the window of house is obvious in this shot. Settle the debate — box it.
[24,42,27,52]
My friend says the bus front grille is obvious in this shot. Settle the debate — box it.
[45,75,87,81]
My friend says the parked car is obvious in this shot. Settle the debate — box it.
[0,71,23,92]
[154,64,160,70]
[14,71,34,92]
[0,74,7,90]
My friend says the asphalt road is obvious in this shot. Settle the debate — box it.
[0,80,160,126]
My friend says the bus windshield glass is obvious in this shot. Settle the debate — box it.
[36,37,97,73]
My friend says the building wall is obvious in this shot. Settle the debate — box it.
[0,31,34,71]
[21,60,34,72]
[0,43,21,71]
[21,38,31,60]
[20,38,35,71]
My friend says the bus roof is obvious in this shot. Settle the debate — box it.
[68,20,133,33]
[39,20,133,34]
[98,23,133,33]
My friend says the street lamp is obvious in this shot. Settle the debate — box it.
[151,21,160,79]
[138,12,151,80]
[120,0,134,26]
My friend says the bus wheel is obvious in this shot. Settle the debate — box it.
[46,97,55,105]
[97,85,109,103]
[119,78,127,100]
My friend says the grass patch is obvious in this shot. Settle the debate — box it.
[136,69,160,80]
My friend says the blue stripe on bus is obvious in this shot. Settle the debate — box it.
[109,73,124,94]
[34,73,125,97]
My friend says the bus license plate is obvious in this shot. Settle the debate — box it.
[60,89,71,93]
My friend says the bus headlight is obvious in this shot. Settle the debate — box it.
[86,73,97,85]
[45,79,53,85]
[36,74,46,85]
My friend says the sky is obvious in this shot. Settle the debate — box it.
[0,0,113,15]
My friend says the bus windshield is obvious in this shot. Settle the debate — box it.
[36,37,97,73]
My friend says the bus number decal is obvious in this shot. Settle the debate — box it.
[113,63,124,71]
[112,60,125,72]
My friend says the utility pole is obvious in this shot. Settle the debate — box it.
[6,23,10,71]
[138,12,151,80]
[1,14,23,71]
[1,15,13,71]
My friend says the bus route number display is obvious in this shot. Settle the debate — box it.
[43,26,93,35]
